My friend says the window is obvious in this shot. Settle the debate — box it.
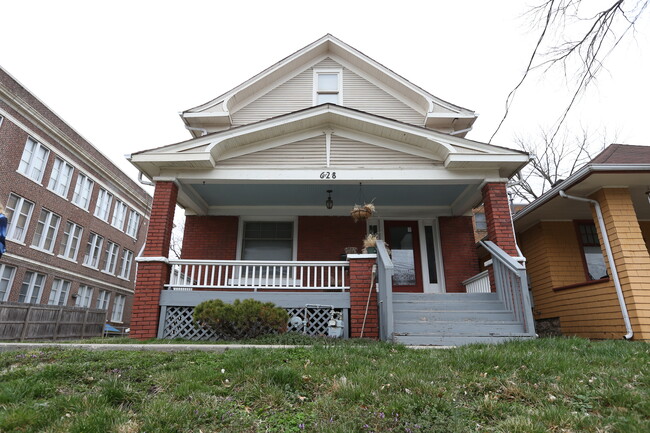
[125,209,140,238]
[577,222,608,281]
[102,241,120,274]
[83,233,104,268]
[32,208,61,252]
[18,137,49,183]
[112,200,127,230]
[59,221,83,261]
[111,294,126,322]
[241,221,293,261]
[47,157,74,198]
[96,290,111,310]
[75,285,93,308]
[0,264,16,302]
[314,69,342,105]
[5,193,35,242]
[18,271,46,303]
[94,188,113,221]
[474,212,487,231]
[118,249,134,279]
[72,173,94,210]
[48,278,71,306]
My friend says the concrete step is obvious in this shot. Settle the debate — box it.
[393,333,535,346]
[392,310,516,322]
[393,320,525,335]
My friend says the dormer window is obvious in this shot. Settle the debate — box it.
[314,69,342,105]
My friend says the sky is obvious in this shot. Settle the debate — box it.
[1,0,649,184]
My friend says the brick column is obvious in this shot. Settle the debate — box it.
[348,256,378,339]
[482,182,518,256]
[130,181,178,340]
[590,188,650,340]
[439,216,480,292]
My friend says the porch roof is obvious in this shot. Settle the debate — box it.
[129,105,529,216]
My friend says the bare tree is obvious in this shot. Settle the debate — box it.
[169,216,185,260]
[508,127,612,203]
[491,0,648,144]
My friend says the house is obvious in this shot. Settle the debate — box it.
[0,66,152,333]
[514,144,650,340]
[128,35,535,345]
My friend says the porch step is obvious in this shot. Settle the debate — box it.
[393,333,535,346]
[389,292,532,346]
[394,320,525,335]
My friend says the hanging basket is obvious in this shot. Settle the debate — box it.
[350,203,375,222]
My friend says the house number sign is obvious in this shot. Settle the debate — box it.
[320,171,337,179]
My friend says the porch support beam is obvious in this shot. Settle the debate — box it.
[482,182,518,256]
[348,256,379,339]
[130,181,178,340]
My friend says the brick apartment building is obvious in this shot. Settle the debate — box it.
[0,66,151,330]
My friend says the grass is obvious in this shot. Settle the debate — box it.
[0,337,648,432]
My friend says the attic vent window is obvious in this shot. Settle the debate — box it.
[314,68,342,105]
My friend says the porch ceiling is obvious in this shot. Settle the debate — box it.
[187,182,473,212]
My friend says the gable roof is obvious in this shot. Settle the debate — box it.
[590,143,650,164]
[181,34,477,136]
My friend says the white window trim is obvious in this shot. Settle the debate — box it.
[72,173,94,211]
[83,233,104,269]
[102,241,120,275]
[118,249,134,280]
[94,188,113,222]
[48,278,71,306]
[96,290,111,310]
[111,200,127,231]
[111,294,126,322]
[313,68,343,106]
[17,137,50,184]
[236,216,298,261]
[47,157,74,199]
[32,208,61,253]
[19,271,46,304]
[0,264,16,302]
[59,221,83,262]
[75,285,93,308]
[125,209,141,238]
[5,194,35,243]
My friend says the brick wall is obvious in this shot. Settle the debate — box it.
[348,257,378,339]
[439,216,480,293]
[297,216,366,261]
[482,183,517,256]
[181,216,239,260]
[130,181,178,340]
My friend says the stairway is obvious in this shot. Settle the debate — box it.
[391,292,535,346]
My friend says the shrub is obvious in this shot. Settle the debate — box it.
[193,299,289,340]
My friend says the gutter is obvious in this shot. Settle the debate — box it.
[559,190,634,340]
[514,164,650,223]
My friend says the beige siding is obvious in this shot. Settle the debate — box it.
[343,69,424,125]
[218,135,326,167]
[330,135,438,167]
[230,57,425,127]
[231,69,313,126]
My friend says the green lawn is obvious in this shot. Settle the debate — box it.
[0,337,648,432]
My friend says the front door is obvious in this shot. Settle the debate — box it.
[383,220,423,292]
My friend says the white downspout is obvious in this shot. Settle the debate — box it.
[559,190,634,340]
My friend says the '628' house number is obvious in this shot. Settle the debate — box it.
[320,172,336,179]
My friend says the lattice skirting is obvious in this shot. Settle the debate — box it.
[159,306,347,340]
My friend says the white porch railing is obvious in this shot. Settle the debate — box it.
[166,260,350,292]
[462,270,491,293]
[480,241,536,335]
